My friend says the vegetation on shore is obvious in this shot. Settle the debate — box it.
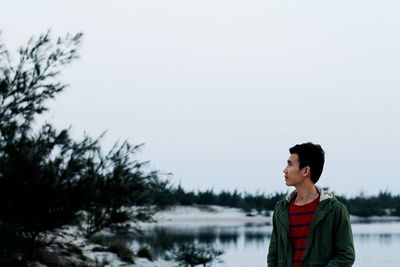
[151,180,400,218]
[0,31,157,266]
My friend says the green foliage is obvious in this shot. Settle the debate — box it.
[107,241,135,264]
[89,235,135,264]
[0,123,99,256]
[339,190,400,217]
[137,246,154,261]
[0,223,24,264]
[196,189,216,205]
[150,180,286,215]
[166,243,223,267]
[148,175,179,209]
[0,31,91,258]
[88,234,109,246]
[0,31,82,138]
[0,31,155,262]
[216,190,241,207]
[79,141,155,237]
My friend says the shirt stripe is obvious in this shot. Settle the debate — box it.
[290,223,311,228]
[289,211,315,216]
[290,235,308,239]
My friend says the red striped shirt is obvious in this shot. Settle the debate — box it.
[289,196,319,267]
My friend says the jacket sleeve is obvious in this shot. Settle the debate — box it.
[325,203,355,267]
[267,209,278,267]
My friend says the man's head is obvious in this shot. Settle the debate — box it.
[288,142,325,184]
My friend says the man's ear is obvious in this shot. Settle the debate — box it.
[302,166,311,177]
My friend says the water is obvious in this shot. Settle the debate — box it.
[128,221,400,267]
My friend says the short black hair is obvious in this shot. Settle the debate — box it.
[289,142,325,184]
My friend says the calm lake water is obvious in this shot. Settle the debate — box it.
[129,221,400,267]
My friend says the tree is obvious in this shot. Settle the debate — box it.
[0,31,81,138]
[196,189,216,205]
[0,31,154,261]
[80,142,155,237]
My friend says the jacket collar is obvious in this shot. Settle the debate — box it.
[285,186,333,203]
[277,187,335,233]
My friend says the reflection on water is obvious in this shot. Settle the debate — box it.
[351,222,400,267]
[133,225,241,258]
[126,221,400,267]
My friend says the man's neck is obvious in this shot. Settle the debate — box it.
[294,183,319,205]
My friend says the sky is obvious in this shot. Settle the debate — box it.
[1,0,400,196]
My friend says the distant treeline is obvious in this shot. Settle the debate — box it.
[150,180,284,215]
[150,180,400,217]
[336,191,400,217]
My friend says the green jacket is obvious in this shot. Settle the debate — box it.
[267,187,355,267]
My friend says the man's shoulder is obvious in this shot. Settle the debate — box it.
[273,198,288,211]
[322,194,347,207]
[320,195,350,216]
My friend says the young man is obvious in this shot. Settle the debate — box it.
[267,142,355,267]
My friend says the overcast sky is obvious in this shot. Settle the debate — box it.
[2,1,400,196]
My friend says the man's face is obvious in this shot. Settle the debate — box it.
[283,153,307,187]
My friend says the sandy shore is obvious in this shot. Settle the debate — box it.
[149,205,271,226]
[143,205,400,227]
